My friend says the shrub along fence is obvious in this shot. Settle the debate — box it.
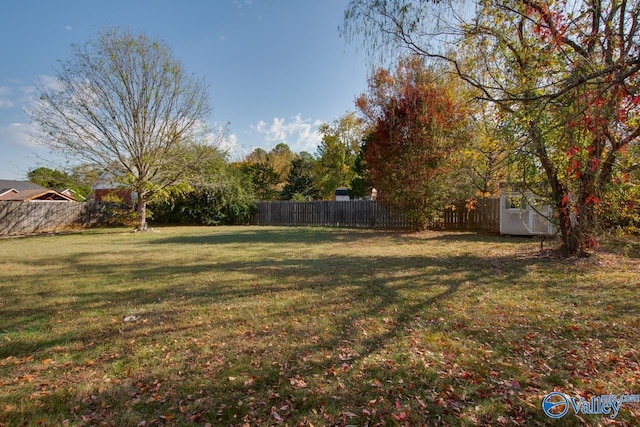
[251,200,416,229]
[0,201,110,237]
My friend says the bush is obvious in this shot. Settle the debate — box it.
[600,171,640,233]
[151,179,256,226]
[100,193,140,227]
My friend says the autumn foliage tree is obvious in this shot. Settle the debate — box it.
[344,0,640,256]
[240,144,296,200]
[315,112,365,199]
[356,56,470,228]
[457,105,514,198]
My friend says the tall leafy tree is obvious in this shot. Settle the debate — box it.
[315,112,365,198]
[349,149,372,199]
[27,166,98,199]
[243,162,282,201]
[28,167,74,191]
[344,0,640,256]
[356,55,470,227]
[269,143,296,183]
[29,28,212,231]
[240,144,295,200]
[457,105,513,199]
[281,152,320,200]
[244,148,269,164]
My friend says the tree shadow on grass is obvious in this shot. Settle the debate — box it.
[1,229,636,425]
[0,228,556,363]
[147,225,405,246]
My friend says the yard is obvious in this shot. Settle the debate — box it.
[0,226,639,426]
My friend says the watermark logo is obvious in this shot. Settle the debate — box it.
[542,392,569,418]
[542,392,640,419]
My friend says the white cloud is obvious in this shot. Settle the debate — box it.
[0,86,14,108]
[250,114,323,153]
[219,133,239,154]
[0,98,13,109]
[18,75,61,112]
[0,122,39,147]
[34,75,63,94]
[233,0,254,8]
[203,127,239,154]
[65,25,73,31]
[192,121,240,157]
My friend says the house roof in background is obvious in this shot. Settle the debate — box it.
[92,171,120,190]
[0,188,19,198]
[0,189,76,202]
[59,188,84,201]
[0,180,46,193]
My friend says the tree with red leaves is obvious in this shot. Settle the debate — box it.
[356,56,470,228]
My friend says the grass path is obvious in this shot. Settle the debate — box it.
[1,226,639,426]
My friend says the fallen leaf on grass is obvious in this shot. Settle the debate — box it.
[272,407,284,422]
[391,411,408,421]
[289,376,307,388]
[244,376,256,387]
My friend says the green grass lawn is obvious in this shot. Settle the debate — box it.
[1,226,639,426]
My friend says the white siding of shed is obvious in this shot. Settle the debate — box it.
[499,193,555,236]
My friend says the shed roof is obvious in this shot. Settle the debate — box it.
[334,187,350,196]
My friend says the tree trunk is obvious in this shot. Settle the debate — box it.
[560,216,581,257]
[137,193,147,231]
[530,123,585,257]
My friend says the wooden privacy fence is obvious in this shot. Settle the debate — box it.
[0,201,110,237]
[251,200,415,229]
[441,198,500,232]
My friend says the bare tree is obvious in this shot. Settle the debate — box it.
[29,28,212,230]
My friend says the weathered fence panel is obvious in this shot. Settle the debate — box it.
[251,201,415,229]
[442,198,500,232]
[0,201,110,237]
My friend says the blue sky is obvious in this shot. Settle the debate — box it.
[0,0,369,180]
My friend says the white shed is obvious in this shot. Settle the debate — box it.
[499,192,555,236]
